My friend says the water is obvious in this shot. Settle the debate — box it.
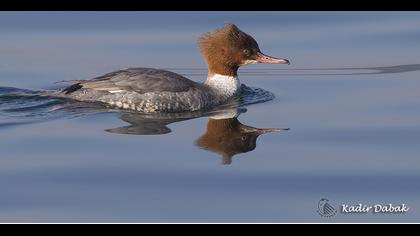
[0,12,420,223]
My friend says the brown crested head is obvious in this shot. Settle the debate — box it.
[198,23,290,77]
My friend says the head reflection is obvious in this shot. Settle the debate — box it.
[195,115,288,165]
[106,108,288,165]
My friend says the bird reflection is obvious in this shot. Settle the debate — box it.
[106,108,289,165]
[195,117,288,165]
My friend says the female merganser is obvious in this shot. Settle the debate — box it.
[57,23,290,113]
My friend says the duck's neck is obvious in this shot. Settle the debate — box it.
[204,73,241,97]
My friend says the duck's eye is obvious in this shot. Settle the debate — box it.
[241,136,247,141]
[242,49,250,55]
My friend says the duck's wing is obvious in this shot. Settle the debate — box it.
[63,68,201,94]
[105,114,180,135]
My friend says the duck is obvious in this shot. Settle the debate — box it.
[56,23,290,113]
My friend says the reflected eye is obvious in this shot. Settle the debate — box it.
[242,49,250,55]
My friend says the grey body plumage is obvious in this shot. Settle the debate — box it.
[52,23,289,113]
[57,68,231,113]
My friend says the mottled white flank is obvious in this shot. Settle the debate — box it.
[109,90,125,93]
[205,74,241,97]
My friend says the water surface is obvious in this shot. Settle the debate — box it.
[0,12,420,223]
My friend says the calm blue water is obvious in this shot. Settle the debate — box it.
[1,12,420,223]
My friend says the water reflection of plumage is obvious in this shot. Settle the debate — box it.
[318,198,337,217]
[195,117,288,165]
[106,108,288,165]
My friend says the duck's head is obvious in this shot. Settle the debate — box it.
[198,23,290,77]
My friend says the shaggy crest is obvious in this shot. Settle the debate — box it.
[198,23,260,76]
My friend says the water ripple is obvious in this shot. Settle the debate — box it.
[0,85,275,130]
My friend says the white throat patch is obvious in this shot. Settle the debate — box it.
[205,74,241,97]
[209,108,240,120]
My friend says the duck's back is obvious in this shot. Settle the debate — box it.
[60,68,214,112]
